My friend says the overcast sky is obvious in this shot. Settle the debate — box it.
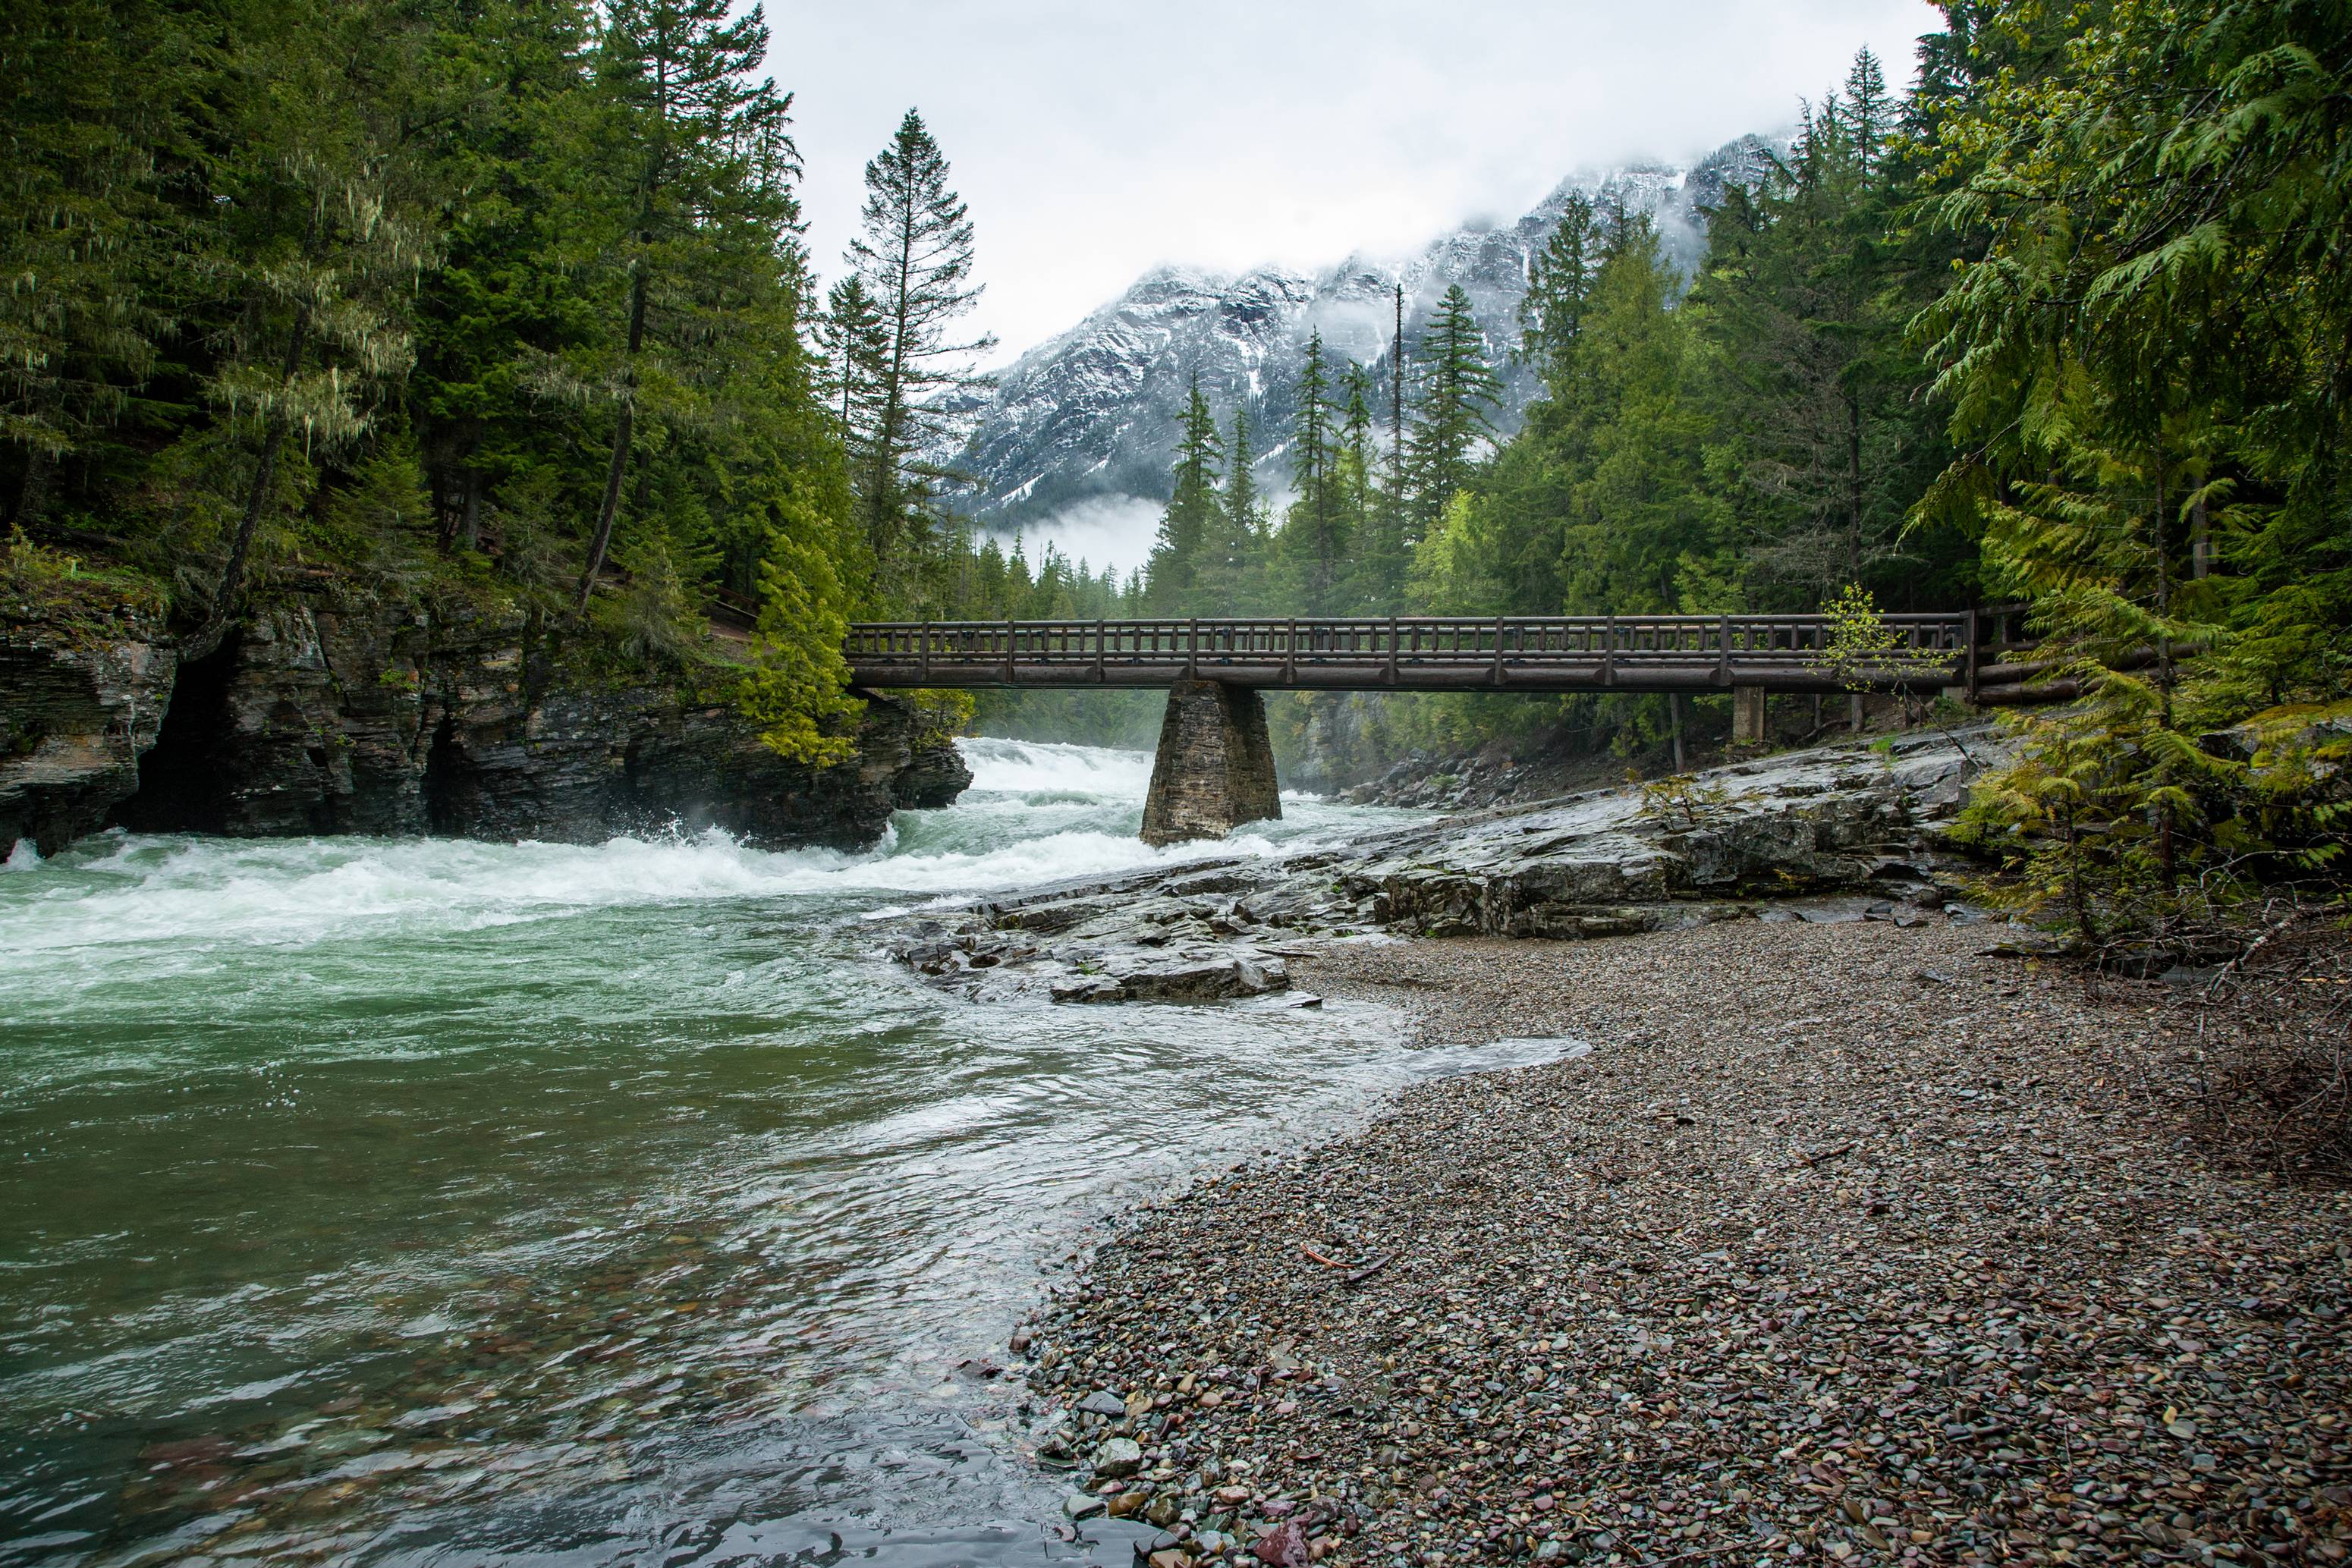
[780,0,1941,363]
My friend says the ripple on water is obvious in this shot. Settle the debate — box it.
[0,738,1519,1566]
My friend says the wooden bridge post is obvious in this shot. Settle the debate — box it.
[1717,614,1732,687]
[1284,618,1297,683]
[1096,617,1106,683]
[920,621,931,682]
[1964,605,1980,705]
[1603,614,1617,687]
[1387,616,1400,685]
[1187,617,1198,679]
[1003,617,1016,684]
[1492,614,1506,686]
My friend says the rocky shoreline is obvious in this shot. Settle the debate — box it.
[1008,920,2352,1568]
[885,730,1992,1006]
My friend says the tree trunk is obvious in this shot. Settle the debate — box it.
[2153,462,2174,705]
[575,267,649,616]
[2153,457,2176,891]
[187,304,310,661]
[14,445,55,529]
[1846,389,1864,580]
[455,467,482,551]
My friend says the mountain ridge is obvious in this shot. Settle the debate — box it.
[940,134,1779,564]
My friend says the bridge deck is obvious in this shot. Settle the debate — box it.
[844,614,1986,695]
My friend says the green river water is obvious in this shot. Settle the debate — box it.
[0,740,1559,1566]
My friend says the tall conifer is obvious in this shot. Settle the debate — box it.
[1282,332,1347,611]
[845,109,995,589]
[1404,284,1500,545]
[1145,375,1220,609]
[572,0,799,614]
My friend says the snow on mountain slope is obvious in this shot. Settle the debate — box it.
[943,136,1775,564]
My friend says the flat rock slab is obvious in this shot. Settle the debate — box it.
[882,729,2005,1004]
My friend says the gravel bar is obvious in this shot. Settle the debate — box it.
[1022,919,2352,1568]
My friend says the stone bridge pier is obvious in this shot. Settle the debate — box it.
[1140,679,1281,846]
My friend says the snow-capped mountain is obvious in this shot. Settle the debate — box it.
[942,136,1775,557]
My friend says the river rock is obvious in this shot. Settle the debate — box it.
[885,730,1998,1002]
[1077,1390,1130,1417]
[1094,1438,1144,1478]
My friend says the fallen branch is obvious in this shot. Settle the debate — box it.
[2204,903,2318,999]
[1797,1141,1857,1169]
[1345,1253,1395,1287]
[1300,1245,1347,1269]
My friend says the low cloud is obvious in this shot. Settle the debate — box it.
[985,495,1166,583]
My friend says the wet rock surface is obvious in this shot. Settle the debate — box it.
[0,591,175,855]
[8,582,968,853]
[1011,920,2352,1568]
[888,732,1993,1000]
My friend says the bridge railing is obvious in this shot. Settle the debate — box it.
[844,613,1970,677]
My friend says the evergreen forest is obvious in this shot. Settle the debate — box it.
[5,0,2350,936]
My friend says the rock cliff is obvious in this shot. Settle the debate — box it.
[2,580,966,857]
[0,584,177,856]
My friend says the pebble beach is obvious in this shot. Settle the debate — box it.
[1020,919,2352,1568]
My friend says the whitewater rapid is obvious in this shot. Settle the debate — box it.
[0,737,1487,1567]
[0,738,1384,969]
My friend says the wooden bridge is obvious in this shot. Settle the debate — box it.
[842,612,2037,847]
[844,612,2029,699]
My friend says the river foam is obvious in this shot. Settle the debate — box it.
[0,738,1379,966]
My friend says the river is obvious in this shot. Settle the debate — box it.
[0,740,1539,1566]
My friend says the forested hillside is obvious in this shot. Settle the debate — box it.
[1,0,1027,762]
[1021,2,2350,938]
[7,0,2349,936]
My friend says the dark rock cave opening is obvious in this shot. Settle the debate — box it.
[105,642,237,834]
[422,714,473,836]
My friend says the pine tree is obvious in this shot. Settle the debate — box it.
[1280,332,1347,611]
[817,275,890,457]
[0,0,181,528]
[1696,48,1942,608]
[1196,407,1266,611]
[571,0,799,615]
[186,0,439,653]
[1345,364,1373,611]
[407,0,601,555]
[1841,48,1894,178]
[1224,408,1262,543]
[739,490,861,765]
[1517,195,1599,390]
[845,108,995,593]
[1556,215,1728,615]
[1403,284,1500,547]
[1145,375,1220,609]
